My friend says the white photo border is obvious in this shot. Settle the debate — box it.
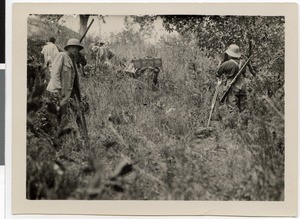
[9,2,298,216]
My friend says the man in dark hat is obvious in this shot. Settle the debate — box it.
[47,38,83,107]
[46,38,87,141]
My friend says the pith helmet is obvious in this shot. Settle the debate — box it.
[225,44,241,58]
[64,38,84,51]
[99,40,105,45]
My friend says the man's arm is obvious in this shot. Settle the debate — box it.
[59,59,74,108]
[217,61,239,78]
[53,45,59,59]
[216,65,223,78]
[41,46,47,62]
[49,53,63,91]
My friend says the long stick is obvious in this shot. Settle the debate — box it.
[74,94,89,140]
[207,79,222,127]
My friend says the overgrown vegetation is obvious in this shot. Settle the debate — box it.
[26,15,284,200]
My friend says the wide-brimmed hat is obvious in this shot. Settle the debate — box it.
[64,38,84,51]
[99,40,105,45]
[225,44,241,58]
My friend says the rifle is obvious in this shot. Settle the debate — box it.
[73,19,94,141]
[80,19,94,43]
[219,55,252,103]
[56,19,94,51]
[74,94,89,141]
[247,35,256,77]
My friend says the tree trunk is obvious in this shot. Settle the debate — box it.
[79,15,89,36]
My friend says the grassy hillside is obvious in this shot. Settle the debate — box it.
[26,17,284,200]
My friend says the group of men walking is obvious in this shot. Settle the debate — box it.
[39,35,254,145]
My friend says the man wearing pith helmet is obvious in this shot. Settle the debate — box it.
[46,38,84,140]
[217,44,248,113]
[96,39,110,71]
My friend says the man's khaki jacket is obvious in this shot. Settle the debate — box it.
[47,52,81,105]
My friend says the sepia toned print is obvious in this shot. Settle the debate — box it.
[26,14,285,201]
[12,2,297,216]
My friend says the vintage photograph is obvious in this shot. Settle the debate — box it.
[26,14,285,201]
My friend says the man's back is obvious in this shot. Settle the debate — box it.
[98,46,109,61]
[217,59,246,92]
[41,42,59,64]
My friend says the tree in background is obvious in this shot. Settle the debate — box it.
[131,15,284,69]
[37,14,106,38]
[79,15,90,36]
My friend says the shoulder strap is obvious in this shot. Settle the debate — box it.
[228,59,239,66]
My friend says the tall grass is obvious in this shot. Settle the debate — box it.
[26,17,284,201]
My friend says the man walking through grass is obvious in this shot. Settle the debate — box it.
[217,44,248,113]
[216,44,257,129]
[46,38,87,144]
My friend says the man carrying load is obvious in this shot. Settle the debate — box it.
[217,44,249,113]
